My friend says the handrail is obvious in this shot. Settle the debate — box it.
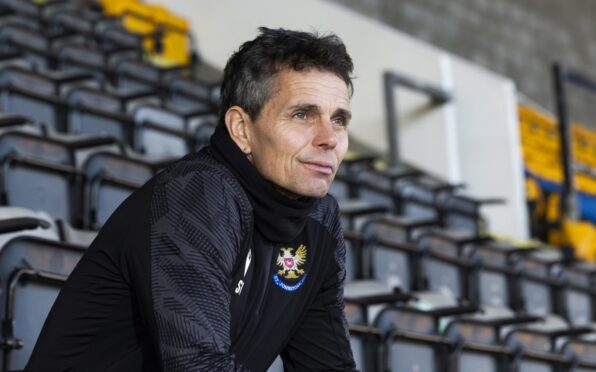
[384,71,452,166]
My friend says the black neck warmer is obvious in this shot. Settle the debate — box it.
[210,125,316,243]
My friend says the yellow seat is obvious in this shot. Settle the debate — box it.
[100,0,191,65]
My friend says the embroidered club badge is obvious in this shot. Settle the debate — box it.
[273,244,307,291]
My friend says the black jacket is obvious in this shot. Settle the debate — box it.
[26,142,356,371]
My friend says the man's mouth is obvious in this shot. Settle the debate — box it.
[301,161,334,175]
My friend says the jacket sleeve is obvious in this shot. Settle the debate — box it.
[280,201,358,371]
[149,168,251,372]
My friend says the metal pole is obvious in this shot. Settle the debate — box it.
[552,63,578,220]
[384,72,400,166]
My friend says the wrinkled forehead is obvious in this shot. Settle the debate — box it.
[269,68,351,109]
[272,66,351,94]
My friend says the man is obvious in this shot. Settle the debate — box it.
[26,27,356,372]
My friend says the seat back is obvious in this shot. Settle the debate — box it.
[0,131,76,223]
[132,104,191,158]
[0,235,85,370]
[0,67,61,130]
[81,151,155,228]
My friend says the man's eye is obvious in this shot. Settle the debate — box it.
[332,116,348,126]
[292,112,307,120]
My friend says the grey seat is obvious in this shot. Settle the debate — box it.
[0,24,51,68]
[329,155,376,202]
[0,66,94,131]
[417,228,480,300]
[65,86,158,144]
[513,247,566,317]
[80,150,168,229]
[167,76,220,114]
[132,103,216,159]
[0,211,84,371]
[561,333,596,370]
[0,130,77,223]
[463,240,525,309]
[395,174,460,221]
[444,305,542,372]
[503,315,580,372]
[114,58,189,93]
[375,292,477,372]
[555,260,596,325]
[441,194,503,236]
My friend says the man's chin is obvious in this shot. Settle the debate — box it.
[275,184,329,199]
[294,184,330,199]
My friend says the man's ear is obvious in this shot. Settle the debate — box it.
[224,106,253,156]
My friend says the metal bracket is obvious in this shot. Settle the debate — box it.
[384,71,452,166]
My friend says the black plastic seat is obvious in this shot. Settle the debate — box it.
[375,292,478,372]
[556,260,596,325]
[132,103,216,159]
[167,76,220,114]
[0,65,94,131]
[0,130,77,222]
[0,214,84,370]
[80,150,171,229]
[464,240,527,309]
[417,228,484,300]
[65,86,158,144]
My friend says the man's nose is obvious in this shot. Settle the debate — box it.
[313,119,338,149]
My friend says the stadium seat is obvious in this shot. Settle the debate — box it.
[329,154,376,201]
[55,42,136,84]
[441,194,504,236]
[513,247,567,316]
[167,76,220,114]
[561,336,596,370]
[503,315,588,371]
[443,306,537,372]
[395,173,462,221]
[65,85,158,143]
[0,22,73,69]
[0,209,84,370]
[0,0,73,22]
[344,280,412,325]
[556,260,596,325]
[375,292,477,372]
[355,164,422,211]
[363,235,421,292]
[463,240,527,309]
[80,150,171,229]
[0,129,78,223]
[132,103,216,158]
[417,229,483,300]
[113,58,190,93]
[337,199,387,231]
[0,65,94,131]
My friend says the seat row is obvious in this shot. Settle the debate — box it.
[0,117,200,230]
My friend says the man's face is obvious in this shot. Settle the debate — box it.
[246,69,351,198]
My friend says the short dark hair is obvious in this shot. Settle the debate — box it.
[219,27,354,125]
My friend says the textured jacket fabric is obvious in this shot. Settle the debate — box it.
[26,147,356,372]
